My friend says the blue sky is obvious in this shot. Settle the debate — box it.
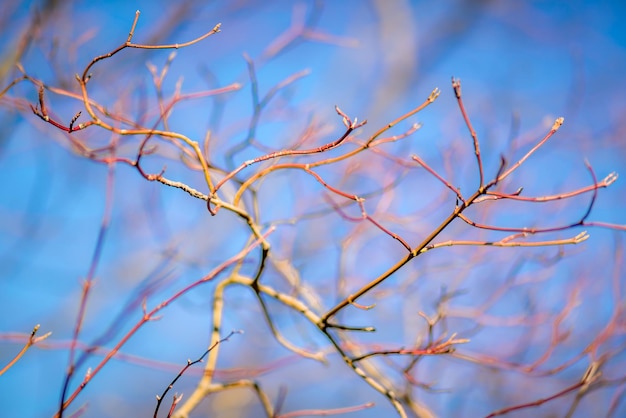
[1,1,625,417]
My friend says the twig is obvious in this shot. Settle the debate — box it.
[452,78,484,186]
[484,363,600,417]
[58,160,116,418]
[0,325,51,376]
[154,330,242,418]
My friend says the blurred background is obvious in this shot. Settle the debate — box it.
[1,1,625,417]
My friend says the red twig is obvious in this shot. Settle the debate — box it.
[0,324,51,376]
[277,402,375,418]
[209,107,365,215]
[481,171,617,203]
[484,363,600,417]
[411,154,465,204]
[324,195,411,252]
[452,77,484,187]
[225,56,311,166]
[30,86,93,133]
[56,228,273,416]
[58,159,116,418]
[81,11,220,83]
[498,117,564,182]
[154,330,241,418]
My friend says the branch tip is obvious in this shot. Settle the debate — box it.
[451,77,461,97]
[604,172,618,186]
[574,231,590,243]
[429,87,441,102]
[553,117,564,131]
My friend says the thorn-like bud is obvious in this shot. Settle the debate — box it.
[334,106,351,128]
[451,77,462,98]
[574,231,590,243]
[552,117,564,131]
[69,111,82,131]
[429,87,441,102]
[604,172,618,186]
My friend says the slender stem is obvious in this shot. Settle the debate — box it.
[322,188,484,323]
[452,78,484,186]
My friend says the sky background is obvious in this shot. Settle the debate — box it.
[1,1,625,417]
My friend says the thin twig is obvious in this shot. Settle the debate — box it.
[154,330,241,418]
[0,325,51,376]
